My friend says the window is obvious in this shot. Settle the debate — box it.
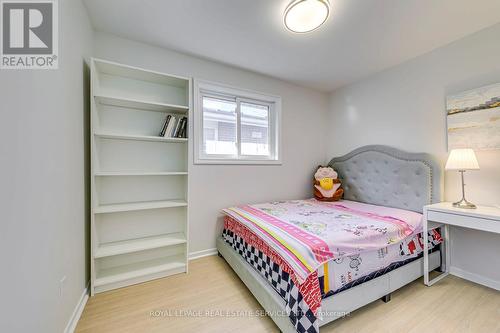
[194,80,281,164]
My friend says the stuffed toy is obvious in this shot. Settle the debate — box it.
[314,166,343,201]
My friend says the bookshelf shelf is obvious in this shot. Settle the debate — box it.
[94,200,188,214]
[94,255,186,293]
[95,171,187,177]
[94,232,187,258]
[91,58,190,295]
[94,58,188,89]
[94,132,188,143]
[94,94,189,114]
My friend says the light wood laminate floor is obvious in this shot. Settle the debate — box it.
[77,256,500,333]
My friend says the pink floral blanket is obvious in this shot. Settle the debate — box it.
[223,199,423,284]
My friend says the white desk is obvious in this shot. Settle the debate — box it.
[423,202,500,286]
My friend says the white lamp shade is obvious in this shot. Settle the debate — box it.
[445,149,480,170]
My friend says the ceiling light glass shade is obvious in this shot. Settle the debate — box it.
[284,0,330,33]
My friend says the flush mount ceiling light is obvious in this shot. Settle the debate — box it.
[284,0,330,33]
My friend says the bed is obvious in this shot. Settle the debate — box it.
[216,145,443,333]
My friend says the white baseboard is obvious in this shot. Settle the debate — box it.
[189,248,218,261]
[64,283,89,333]
[450,266,500,291]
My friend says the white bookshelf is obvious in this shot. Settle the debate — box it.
[90,58,190,295]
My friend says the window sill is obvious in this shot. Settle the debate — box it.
[194,158,282,165]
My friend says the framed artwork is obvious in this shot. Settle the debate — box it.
[447,82,500,151]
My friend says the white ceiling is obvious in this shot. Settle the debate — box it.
[83,0,500,92]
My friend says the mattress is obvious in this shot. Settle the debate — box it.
[223,216,441,297]
[222,199,442,333]
[317,227,441,297]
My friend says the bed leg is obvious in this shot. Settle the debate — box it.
[381,293,391,303]
[217,251,223,258]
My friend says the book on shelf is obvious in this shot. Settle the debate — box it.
[172,117,182,137]
[177,117,187,138]
[159,115,171,136]
[182,117,188,138]
[160,115,188,139]
[183,117,188,138]
[164,116,176,137]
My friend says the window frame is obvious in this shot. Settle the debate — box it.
[194,79,282,165]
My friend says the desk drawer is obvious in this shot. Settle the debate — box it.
[427,210,500,234]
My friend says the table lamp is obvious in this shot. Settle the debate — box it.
[445,148,480,209]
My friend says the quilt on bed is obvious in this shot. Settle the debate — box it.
[222,199,442,333]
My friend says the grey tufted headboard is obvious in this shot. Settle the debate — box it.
[328,145,442,213]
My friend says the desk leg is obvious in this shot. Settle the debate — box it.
[426,223,450,286]
[444,224,451,273]
[423,212,429,286]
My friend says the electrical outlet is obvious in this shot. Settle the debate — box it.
[59,276,66,297]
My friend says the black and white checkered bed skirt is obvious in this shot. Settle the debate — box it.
[222,228,442,333]
[223,229,318,332]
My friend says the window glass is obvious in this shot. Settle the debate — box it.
[202,96,237,155]
[240,102,270,156]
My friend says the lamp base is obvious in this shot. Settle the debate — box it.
[452,198,477,209]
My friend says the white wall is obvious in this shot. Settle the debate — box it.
[0,0,93,332]
[93,32,329,256]
[327,23,500,286]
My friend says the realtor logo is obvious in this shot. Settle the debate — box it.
[1,0,58,69]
